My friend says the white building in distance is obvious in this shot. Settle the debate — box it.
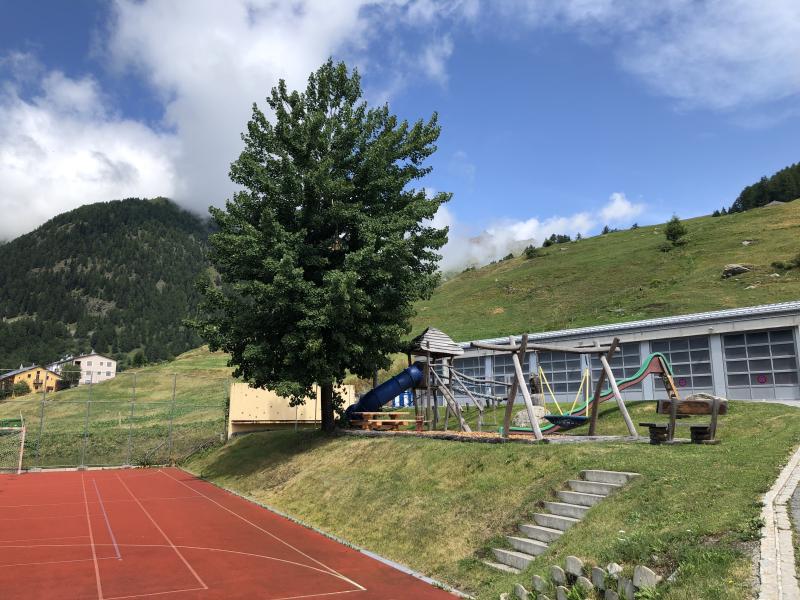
[49,353,118,385]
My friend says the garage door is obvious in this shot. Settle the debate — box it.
[723,328,800,400]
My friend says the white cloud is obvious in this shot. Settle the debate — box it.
[599,192,644,223]
[499,0,800,111]
[436,191,644,271]
[0,1,466,239]
[421,35,454,84]
[0,62,177,240]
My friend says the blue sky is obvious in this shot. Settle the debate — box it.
[1,1,799,267]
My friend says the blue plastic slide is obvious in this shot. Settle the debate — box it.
[345,362,424,418]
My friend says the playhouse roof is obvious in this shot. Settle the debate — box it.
[409,327,464,357]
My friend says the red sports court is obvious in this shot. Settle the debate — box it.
[0,467,456,599]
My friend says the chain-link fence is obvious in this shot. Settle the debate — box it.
[0,369,228,469]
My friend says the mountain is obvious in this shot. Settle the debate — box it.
[0,198,211,369]
[412,200,800,341]
[730,161,800,212]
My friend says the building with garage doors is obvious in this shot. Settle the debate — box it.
[452,301,800,404]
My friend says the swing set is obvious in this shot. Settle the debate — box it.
[532,359,593,431]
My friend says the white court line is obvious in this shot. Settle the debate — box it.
[1,541,370,582]
[81,473,104,600]
[0,513,87,521]
[104,586,207,600]
[93,480,121,559]
[0,534,89,544]
[159,468,366,592]
[0,555,118,569]
[116,474,208,591]
[0,495,201,509]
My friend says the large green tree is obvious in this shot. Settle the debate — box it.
[195,60,450,431]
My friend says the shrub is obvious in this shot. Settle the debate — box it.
[523,245,539,259]
[12,381,30,397]
[501,253,514,261]
[658,241,673,253]
[664,215,687,246]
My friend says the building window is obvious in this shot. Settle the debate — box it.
[106,371,111,377]
[724,329,798,387]
[452,356,487,396]
[537,351,584,394]
[590,343,643,390]
[492,353,532,395]
[87,361,92,366]
[651,336,713,390]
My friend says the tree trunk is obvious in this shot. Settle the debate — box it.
[320,382,335,433]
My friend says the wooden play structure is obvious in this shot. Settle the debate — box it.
[347,326,727,444]
[488,336,727,443]
[471,335,639,440]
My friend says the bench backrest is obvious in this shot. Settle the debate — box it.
[656,398,728,416]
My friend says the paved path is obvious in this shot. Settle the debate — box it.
[759,445,800,599]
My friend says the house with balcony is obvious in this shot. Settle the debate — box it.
[0,365,63,396]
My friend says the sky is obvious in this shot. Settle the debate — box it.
[1,0,799,269]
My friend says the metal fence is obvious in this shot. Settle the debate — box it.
[0,370,229,470]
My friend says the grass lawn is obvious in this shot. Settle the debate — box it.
[185,400,800,599]
[0,347,232,467]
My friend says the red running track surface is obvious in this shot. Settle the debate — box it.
[0,467,457,599]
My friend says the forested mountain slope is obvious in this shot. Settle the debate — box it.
[0,198,210,369]
[412,200,800,341]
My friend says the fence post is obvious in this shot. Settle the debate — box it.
[35,397,45,464]
[81,400,90,469]
[166,374,177,463]
[126,373,137,466]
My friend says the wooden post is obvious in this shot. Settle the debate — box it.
[452,373,484,432]
[709,395,720,441]
[512,340,543,440]
[599,355,638,437]
[431,369,471,432]
[425,346,432,430]
[501,335,527,438]
[588,338,619,435]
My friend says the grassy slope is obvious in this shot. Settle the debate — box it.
[185,401,800,600]
[0,347,232,466]
[412,202,800,341]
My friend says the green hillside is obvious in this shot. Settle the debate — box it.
[413,201,800,341]
[0,198,211,368]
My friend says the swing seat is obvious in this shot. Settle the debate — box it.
[543,414,589,430]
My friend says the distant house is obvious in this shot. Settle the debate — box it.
[49,352,117,386]
[0,365,62,396]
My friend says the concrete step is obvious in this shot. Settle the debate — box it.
[581,470,640,485]
[519,523,564,543]
[492,548,535,570]
[567,479,622,496]
[507,536,549,556]
[482,560,521,574]
[543,501,590,519]
[558,490,606,507]
[534,512,580,531]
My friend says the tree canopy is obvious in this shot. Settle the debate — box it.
[195,60,450,430]
[730,161,800,212]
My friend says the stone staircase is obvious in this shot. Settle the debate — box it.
[484,470,640,573]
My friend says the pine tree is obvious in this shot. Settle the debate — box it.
[194,60,450,432]
[664,215,688,246]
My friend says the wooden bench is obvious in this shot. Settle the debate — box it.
[640,395,727,445]
[350,412,424,432]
